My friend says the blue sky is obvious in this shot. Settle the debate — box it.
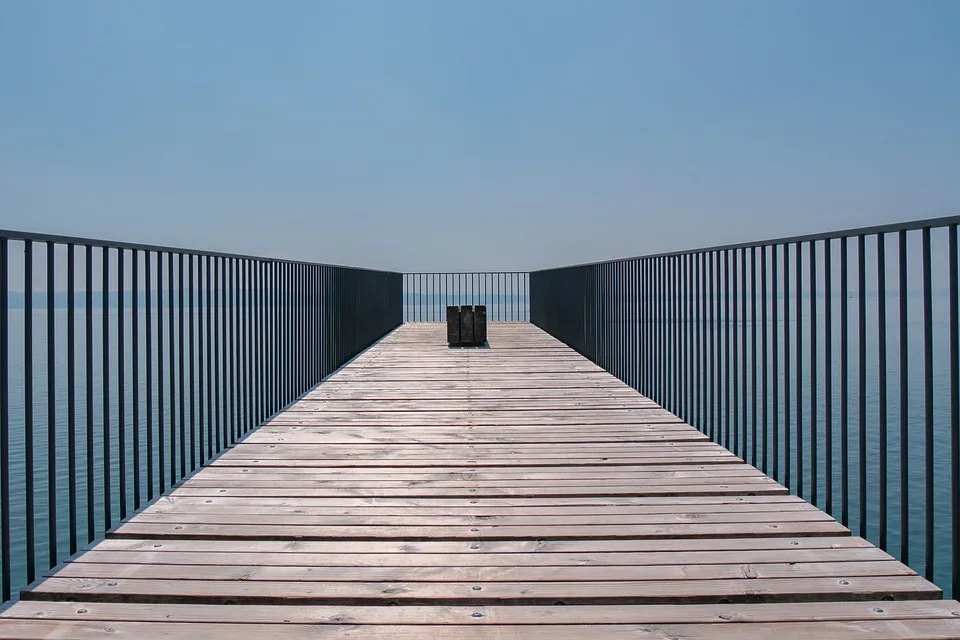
[1,0,958,271]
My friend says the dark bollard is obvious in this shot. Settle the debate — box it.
[474,305,487,345]
[447,305,487,346]
[446,306,461,346]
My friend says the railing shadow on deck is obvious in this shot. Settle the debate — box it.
[531,213,960,598]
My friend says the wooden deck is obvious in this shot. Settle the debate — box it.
[3,323,959,638]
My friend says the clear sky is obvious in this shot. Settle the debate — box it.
[1,0,957,272]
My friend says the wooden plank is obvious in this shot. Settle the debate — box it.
[126,510,837,526]
[5,600,960,625]
[109,520,850,540]
[47,561,915,583]
[4,619,960,640]
[22,575,941,605]
[72,547,896,567]
[91,535,877,554]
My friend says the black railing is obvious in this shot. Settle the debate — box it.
[0,229,401,603]
[403,272,529,322]
[531,214,960,598]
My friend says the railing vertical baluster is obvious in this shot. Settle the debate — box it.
[630,261,636,392]
[102,246,111,533]
[637,262,644,395]
[684,257,690,417]
[241,260,248,432]
[636,259,653,398]
[621,263,626,385]
[689,254,695,422]
[213,257,221,455]
[750,247,757,467]
[206,256,216,460]
[254,260,259,423]
[270,261,281,415]
[132,251,140,511]
[67,244,78,552]
[858,234,867,539]
[220,257,227,449]
[950,223,959,598]
[761,246,768,476]
[118,248,126,521]
[685,257,691,423]
[658,262,665,420]
[922,227,934,581]
[796,241,803,499]
[784,243,791,491]
[701,253,708,434]
[674,259,679,413]
[712,252,719,443]
[824,241,833,515]
[252,260,259,423]
[157,251,167,494]
[168,252,176,485]
[660,258,665,406]
[642,264,647,399]
[86,245,94,542]
[189,254,196,470]
[199,256,206,464]
[741,248,748,459]
[810,240,817,506]
[46,242,57,565]
[292,262,298,396]
[255,260,260,420]
[231,258,237,443]
[680,258,685,419]
[722,249,737,449]
[146,252,153,501]
[24,240,35,582]
[877,234,888,550]
[678,259,683,418]
[840,237,849,528]
[157,251,165,495]
[897,230,910,564]
[0,237,9,601]
[772,244,779,483]
[733,249,740,457]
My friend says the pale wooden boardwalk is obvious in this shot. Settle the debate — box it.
[3,323,959,638]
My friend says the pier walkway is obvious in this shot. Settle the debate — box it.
[2,323,958,638]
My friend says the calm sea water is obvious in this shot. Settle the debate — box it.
[1,289,957,599]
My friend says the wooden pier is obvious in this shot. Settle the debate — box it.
[2,323,959,638]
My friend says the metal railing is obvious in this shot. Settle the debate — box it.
[0,229,402,603]
[403,272,529,322]
[531,214,960,597]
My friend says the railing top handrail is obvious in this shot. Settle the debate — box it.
[531,213,960,272]
[0,228,400,275]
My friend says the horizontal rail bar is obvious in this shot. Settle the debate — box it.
[533,213,960,271]
[0,228,395,273]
